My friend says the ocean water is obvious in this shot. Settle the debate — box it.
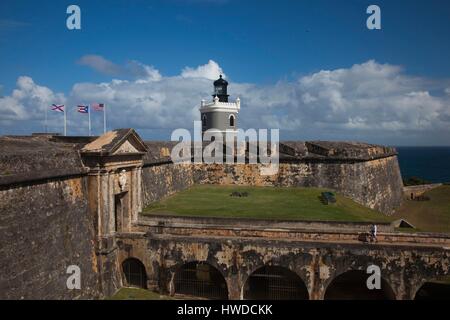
[396,147,450,183]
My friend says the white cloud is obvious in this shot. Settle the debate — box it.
[0,76,64,121]
[181,60,225,80]
[78,55,162,81]
[127,60,162,82]
[1,59,450,144]
[78,55,121,76]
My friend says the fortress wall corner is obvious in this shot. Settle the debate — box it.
[141,163,194,207]
[335,155,404,215]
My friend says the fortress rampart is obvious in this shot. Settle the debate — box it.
[139,140,404,215]
[191,156,403,215]
[0,130,431,300]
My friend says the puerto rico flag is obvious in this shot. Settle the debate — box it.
[92,103,105,111]
[77,105,89,113]
[51,104,64,112]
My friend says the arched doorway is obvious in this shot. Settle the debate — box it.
[174,261,228,299]
[324,270,395,300]
[122,258,147,289]
[415,282,450,300]
[243,266,309,300]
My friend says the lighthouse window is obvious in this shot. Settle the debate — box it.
[202,114,207,127]
[229,115,235,127]
[215,87,223,94]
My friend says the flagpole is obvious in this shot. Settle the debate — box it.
[103,104,106,134]
[64,107,67,136]
[88,105,91,136]
[45,106,48,133]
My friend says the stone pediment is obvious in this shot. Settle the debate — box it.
[81,128,148,156]
[113,139,140,155]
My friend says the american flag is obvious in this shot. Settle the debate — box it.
[51,104,64,112]
[77,105,89,113]
[92,103,105,111]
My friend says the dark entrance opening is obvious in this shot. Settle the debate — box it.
[122,258,147,289]
[243,266,309,300]
[324,270,395,300]
[174,261,228,299]
[114,192,129,232]
[415,282,450,300]
[114,193,123,232]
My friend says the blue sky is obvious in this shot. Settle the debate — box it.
[1,0,450,144]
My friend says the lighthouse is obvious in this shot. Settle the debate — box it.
[199,75,240,139]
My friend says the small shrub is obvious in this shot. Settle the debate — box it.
[230,191,249,197]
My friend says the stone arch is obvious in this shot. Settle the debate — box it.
[173,261,228,300]
[243,265,309,300]
[324,270,395,300]
[414,280,450,300]
[122,257,147,289]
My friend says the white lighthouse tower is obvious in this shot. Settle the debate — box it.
[199,75,240,139]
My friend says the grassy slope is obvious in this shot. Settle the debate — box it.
[107,287,173,300]
[143,185,391,222]
[393,185,450,233]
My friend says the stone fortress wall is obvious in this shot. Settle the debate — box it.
[0,135,100,299]
[140,140,404,215]
[0,132,407,299]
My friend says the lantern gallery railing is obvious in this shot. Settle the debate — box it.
[200,96,241,111]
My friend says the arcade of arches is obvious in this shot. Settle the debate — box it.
[119,252,450,300]
[122,258,420,300]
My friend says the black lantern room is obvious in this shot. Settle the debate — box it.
[213,75,229,102]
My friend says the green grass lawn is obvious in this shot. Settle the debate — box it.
[142,185,392,222]
[393,185,450,233]
[107,287,173,300]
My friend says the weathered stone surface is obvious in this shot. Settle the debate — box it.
[304,141,397,160]
[81,128,148,156]
[117,234,450,300]
[0,177,100,299]
[137,215,450,245]
[403,183,442,200]
[142,163,194,205]
[0,135,85,178]
[138,215,395,233]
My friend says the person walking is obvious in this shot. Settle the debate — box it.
[370,224,378,243]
